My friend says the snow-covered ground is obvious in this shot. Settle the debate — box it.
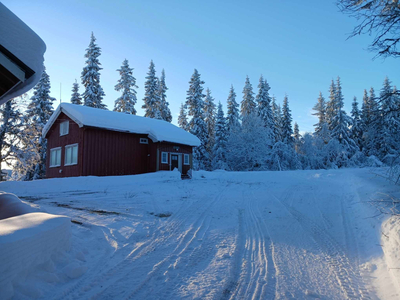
[1,168,400,299]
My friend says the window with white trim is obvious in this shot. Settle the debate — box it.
[65,144,78,166]
[161,152,168,164]
[60,121,69,136]
[50,147,61,167]
[140,138,148,144]
[184,154,190,165]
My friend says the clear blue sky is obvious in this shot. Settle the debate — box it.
[3,0,399,132]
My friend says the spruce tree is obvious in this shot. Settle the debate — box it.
[365,87,380,156]
[114,59,138,114]
[326,80,336,131]
[256,76,275,141]
[158,69,172,122]
[142,60,160,118]
[330,77,357,153]
[212,102,228,170]
[204,88,216,159]
[70,80,82,105]
[350,96,363,150]
[185,69,209,170]
[293,122,301,153]
[241,76,256,117]
[281,94,294,146]
[178,103,189,131]
[226,85,240,132]
[312,92,327,135]
[272,96,283,143]
[81,32,106,109]
[379,77,400,160]
[25,68,55,180]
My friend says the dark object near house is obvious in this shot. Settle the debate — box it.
[43,103,200,179]
[0,3,46,104]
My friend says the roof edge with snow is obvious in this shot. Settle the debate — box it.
[43,103,201,147]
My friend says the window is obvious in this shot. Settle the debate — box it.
[184,154,190,165]
[60,121,69,136]
[50,147,61,167]
[140,138,148,144]
[65,144,78,166]
[161,152,168,164]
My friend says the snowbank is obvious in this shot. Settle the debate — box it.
[0,212,71,299]
[43,103,201,146]
[382,216,400,293]
[0,192,37,220]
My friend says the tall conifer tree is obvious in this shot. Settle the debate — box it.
[114,59,138,114]
[241,76,256,117]
[81,32,106,109]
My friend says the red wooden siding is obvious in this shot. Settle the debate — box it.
[81,127,156,176]
[45,113,83,178]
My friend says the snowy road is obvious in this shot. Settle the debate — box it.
[2,169,400,299]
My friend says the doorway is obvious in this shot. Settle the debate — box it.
[171,154,179,171]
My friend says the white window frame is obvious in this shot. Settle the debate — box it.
[184,154,190,165]
[60,121,69,136]
[140,138,148,144]
[49,147,61,167]
[64,143,78,166]
[161,152,168,164]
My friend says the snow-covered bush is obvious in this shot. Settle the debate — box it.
[269,141,301,171]
[226,113,272,171]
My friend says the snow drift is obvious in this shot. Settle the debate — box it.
[0,212,71,299]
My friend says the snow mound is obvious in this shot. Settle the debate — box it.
[43,103,201,146]
[0,192,37,220]
[0,212,71,299]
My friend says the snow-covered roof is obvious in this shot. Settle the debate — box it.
[43,103,201,147]
[0,3,46,105]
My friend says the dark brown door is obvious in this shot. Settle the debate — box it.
[171,154,178,170]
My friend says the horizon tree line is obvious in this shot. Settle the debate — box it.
[1,32,399,179]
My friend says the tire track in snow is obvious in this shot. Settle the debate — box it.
[272,191,371,300]
[120,184,229,300]
[225,188,277,300]
[55,183,222,300]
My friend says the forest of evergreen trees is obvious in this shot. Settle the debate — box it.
[1,32,399,180]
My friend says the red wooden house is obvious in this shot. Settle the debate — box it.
[42,103,200,178]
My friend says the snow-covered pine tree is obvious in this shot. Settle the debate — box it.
[256,76,275,142]
[364,87,380,156]
[158,69,172,122]
[350,96,363,151]
[272,96,283,143]
[178,103,189,131]
[330,77,357,154]
[142,60,161,119]
[212,102,228,170]
[70,80,82,105]
[326,80,337,131]
[281,94,294,146]
[293,122,301,153]
[185,69,209,170]
[25,68,55,180]
[241,76,256,117]
[0,98,23,169]
[81,32,107,109]
[114,59,138,114]
[379,77,400,161]
[226,85,240,132]
[312,92,328,137]
[204,88,216,160]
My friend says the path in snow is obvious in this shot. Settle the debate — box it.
[2,169,399,299]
